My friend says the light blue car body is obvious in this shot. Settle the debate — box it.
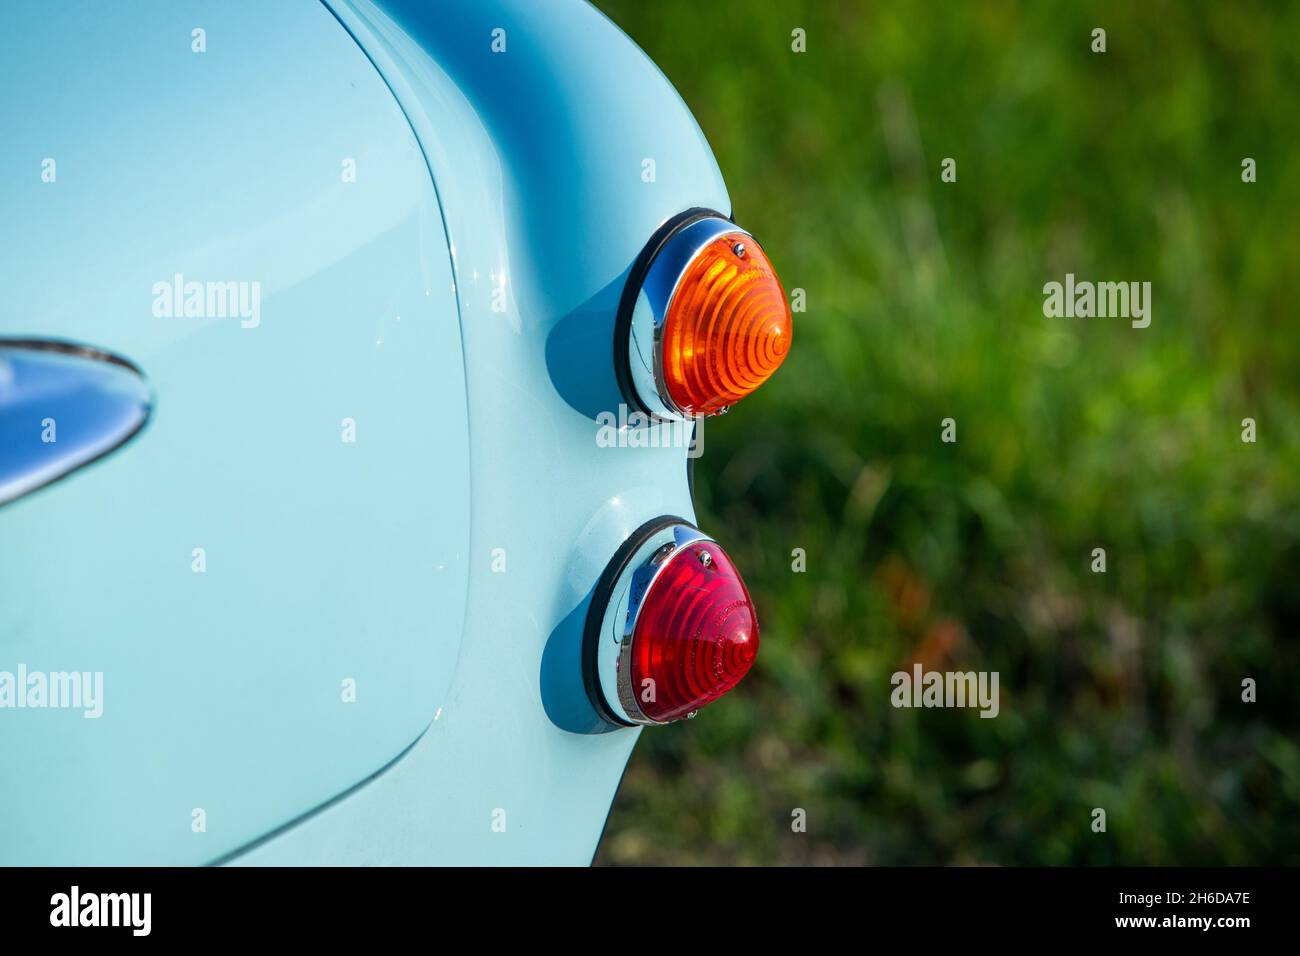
[0,0,728,864]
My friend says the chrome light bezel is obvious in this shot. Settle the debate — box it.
[583,517,712,727]
[615,209,747,422]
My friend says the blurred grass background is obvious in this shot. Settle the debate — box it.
[591,0,1300,865]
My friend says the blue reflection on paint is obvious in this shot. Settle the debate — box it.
[0,344,152,507]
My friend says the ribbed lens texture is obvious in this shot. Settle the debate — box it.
[629,541,759,722]
[661,233,792,416]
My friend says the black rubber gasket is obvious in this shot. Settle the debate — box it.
[581,513,694,727]
[612,207,732,417]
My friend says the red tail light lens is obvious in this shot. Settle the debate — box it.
[628,538,759,723]
[660,234,791,417]
[583,520,762,727]
[626,541,759,723]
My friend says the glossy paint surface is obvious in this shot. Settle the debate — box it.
[232,0,728,864]
[1,0,729,865]
[0,0,471,864]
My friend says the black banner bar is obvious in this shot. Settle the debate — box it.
[0,866,1291,941]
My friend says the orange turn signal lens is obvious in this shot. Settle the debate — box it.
[660,233,792,416]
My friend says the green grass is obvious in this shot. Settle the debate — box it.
[592,0,1300,865]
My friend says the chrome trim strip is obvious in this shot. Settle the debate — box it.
[0,339,153,509]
